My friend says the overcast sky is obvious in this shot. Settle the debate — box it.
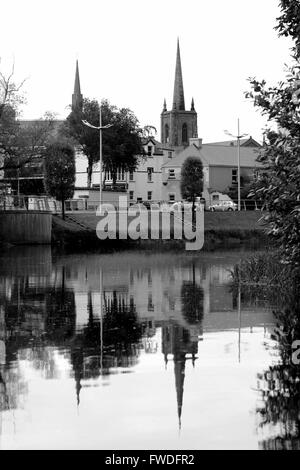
[0,0,293,143]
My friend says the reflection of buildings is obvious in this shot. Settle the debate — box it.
[58,252,274,333]
[0,248,277,436]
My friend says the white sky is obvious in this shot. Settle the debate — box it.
[0,0,293,143]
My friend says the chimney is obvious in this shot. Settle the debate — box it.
[189,137,202,148]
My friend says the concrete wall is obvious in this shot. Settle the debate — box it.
[0,211,52,244]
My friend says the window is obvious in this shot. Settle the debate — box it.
[212,194,219,201]
[165,124,169,143]
[169,194,175,202]
[117,168,125,181]
[129,171,134,181]
[232,169,238,184]
[147,167,154,182]
[137,197,143,203]
[168,151,172,159]
[182,123,188,143]
[129,191,134,201]
[168,169,175,179]
[147,191,152,201]
[147,146,152,157]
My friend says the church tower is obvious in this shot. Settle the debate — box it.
[161,40,198,148]
[72,60,83,111]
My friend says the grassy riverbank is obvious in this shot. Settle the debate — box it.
[52,211,269,251]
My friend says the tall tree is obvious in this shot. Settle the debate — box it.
[0,59,26,120]
[62,98,144,188]
[44,140,75,219]
[180,157,203,223]
[1,60,57,185]
[245,1,300,263]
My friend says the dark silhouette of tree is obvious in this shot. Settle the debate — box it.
[44,140,75,219]
[245,1,300,263]
[181,265,204,325]
[256,274,300,449]
[62,98,144,188]
[180,157,203,223]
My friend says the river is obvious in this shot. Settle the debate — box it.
[0,247,296,449]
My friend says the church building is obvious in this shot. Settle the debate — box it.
[72,40,261,208]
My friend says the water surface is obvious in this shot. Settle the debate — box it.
[0,247,292,449]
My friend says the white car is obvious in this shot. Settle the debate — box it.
[170,201,192,211]
[209,200,238,212]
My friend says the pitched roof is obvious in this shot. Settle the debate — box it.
[162,143,261,168]
[141,137,164,155]
[205,137,261,147]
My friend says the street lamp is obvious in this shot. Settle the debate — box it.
[224,118,248,211]
[82,105,112,206]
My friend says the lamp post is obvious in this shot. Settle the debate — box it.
[82,105,112,206]
[224,119,248,211]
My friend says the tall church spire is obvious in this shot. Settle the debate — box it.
[72,60,83,111]
[172,39,185,111]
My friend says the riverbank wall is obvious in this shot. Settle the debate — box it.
[0,210,52,245]
[52,211,269,252]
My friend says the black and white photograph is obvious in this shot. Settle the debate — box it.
[1,0,300,453]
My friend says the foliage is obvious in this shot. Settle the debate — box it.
[0,59,26,120]
[180,157,203,222]
[62,98,144,188]
[180,157,203,201]
[244,1,300,263]
[246,65,300,262]
[2,112,58,178]
[1,60,57,187]
[276,0,300,58]
[181,281,204,324]
[44,140,75,219]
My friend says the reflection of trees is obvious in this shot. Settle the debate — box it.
[181,281,204,325]
[103,292,143,367]
[69,290,143,404]
[256,288,300,449]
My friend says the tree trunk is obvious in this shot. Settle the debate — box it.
[192,198,196,226]
[62,197,65,220]
[112,170,117,191]
[87,162,93,188]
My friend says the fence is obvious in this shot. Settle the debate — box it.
[64,198,266,212]
[0,195,62,213]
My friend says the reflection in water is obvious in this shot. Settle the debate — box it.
[0,247,281,449]
[256,289,300,450]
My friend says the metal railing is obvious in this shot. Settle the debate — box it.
[0,195,62,213]
[64,198,266,212]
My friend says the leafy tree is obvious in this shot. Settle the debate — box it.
[44,141,75,219]
[0,60,26,120]
[62,98,144,188]
[245,1,300,263]
[276,0,300,57]
[1,61,57,188]
[180,156,203,222]
[2,112,58,188]
[142,125,157,137]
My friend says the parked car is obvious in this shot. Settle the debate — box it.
[170,201,192,211]
[170,200,204,212]
[208,200,238,212]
